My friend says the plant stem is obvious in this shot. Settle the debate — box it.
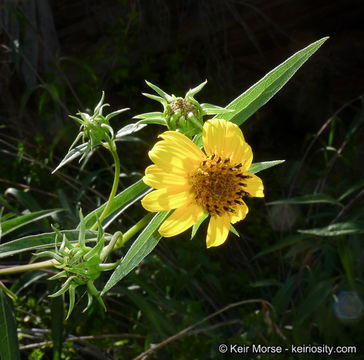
[0,259,58,275]
[0,212,154,276]
[90,141,120,231]
[100,231,122,261]
[114,213,154,250]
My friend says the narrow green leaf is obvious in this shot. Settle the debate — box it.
[49,282,64,360]
[188,80,207,96]
[0,290,20,360]
[298,221,364,237]
[0,194,17,213]
[229,224,240,237]
[339,181,364,201]
[0,208,3,241]
[248,160,285,174]
[142,93,165,103]
[216,37,329,125]
[0,230,101,259]
[133,112,164,119]
[273,275,299,313]
[10,272,47,295]
[136,118,167,126]
[295,279,334,324]
[123,289,170,337]
[1,209,62,237]
[0,283,16,302]
[52,142,88,173]
[201,103,234,115]
[115,122,147,140]
[145,81,173,102]
[0,213,15,222]
[82,179,148,229]
[253,234,307,259]
[191,212,208,240]
[338,239,355,288]
[266,193,342,207]
[102,211,171,295]
[250,279,282,287]
[105,108,129,122]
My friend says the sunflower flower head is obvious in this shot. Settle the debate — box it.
[141,118,264,248]
[134,81,232,138]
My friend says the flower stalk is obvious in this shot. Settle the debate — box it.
[90,140,121,231]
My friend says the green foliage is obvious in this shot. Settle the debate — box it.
[2,30,363,360]
[0,290,20,360]
[216,37,329,126]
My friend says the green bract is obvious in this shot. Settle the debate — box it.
[134,80,232,138]
[34,211,120,319]
[68,91,129,161]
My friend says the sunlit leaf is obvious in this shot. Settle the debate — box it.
[82,179,148,229]
[1,209,62,237]
[216,37,329,125]
[267,193,342,207]
[248,160,285,174]
[0,230,102,259]
[115,122,147,140]
[102,211,171,295]
[298,222,364,237]
[52,143,88,173]
[253,234,307,259]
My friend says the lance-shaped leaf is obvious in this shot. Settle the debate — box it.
[248,160,285,174]
[266,193,342,207]
[52,143,88,173]
[102,211,171,295]
[216,37,329,125]
[0,290,20,360]
[82,179,148,229]
[1,209,63,237]
[0,230,101,259]
[298,221,364,237]
[145,81,173,102]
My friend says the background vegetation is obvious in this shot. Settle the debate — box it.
[0,1,363,359]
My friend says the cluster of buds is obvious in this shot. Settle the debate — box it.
[35,211,121,319]
[68,92,129,160]
[134,80,231,138]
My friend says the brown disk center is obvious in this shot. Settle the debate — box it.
[190,153,251,216]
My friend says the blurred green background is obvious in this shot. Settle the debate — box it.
[1,0,363,359]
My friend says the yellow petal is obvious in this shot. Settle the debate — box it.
[206,214,231,248]
[244,173,264,197]
[141,188,190,212]
[149,141,200,174]
[143,165,188,189]
[159,131,205,160]
[203,119,253,170]
[159,203,204,237]
[230,201,249,224]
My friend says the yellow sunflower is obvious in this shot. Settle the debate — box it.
[141,118,264,248]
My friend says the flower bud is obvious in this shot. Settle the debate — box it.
[134,80,232,138]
